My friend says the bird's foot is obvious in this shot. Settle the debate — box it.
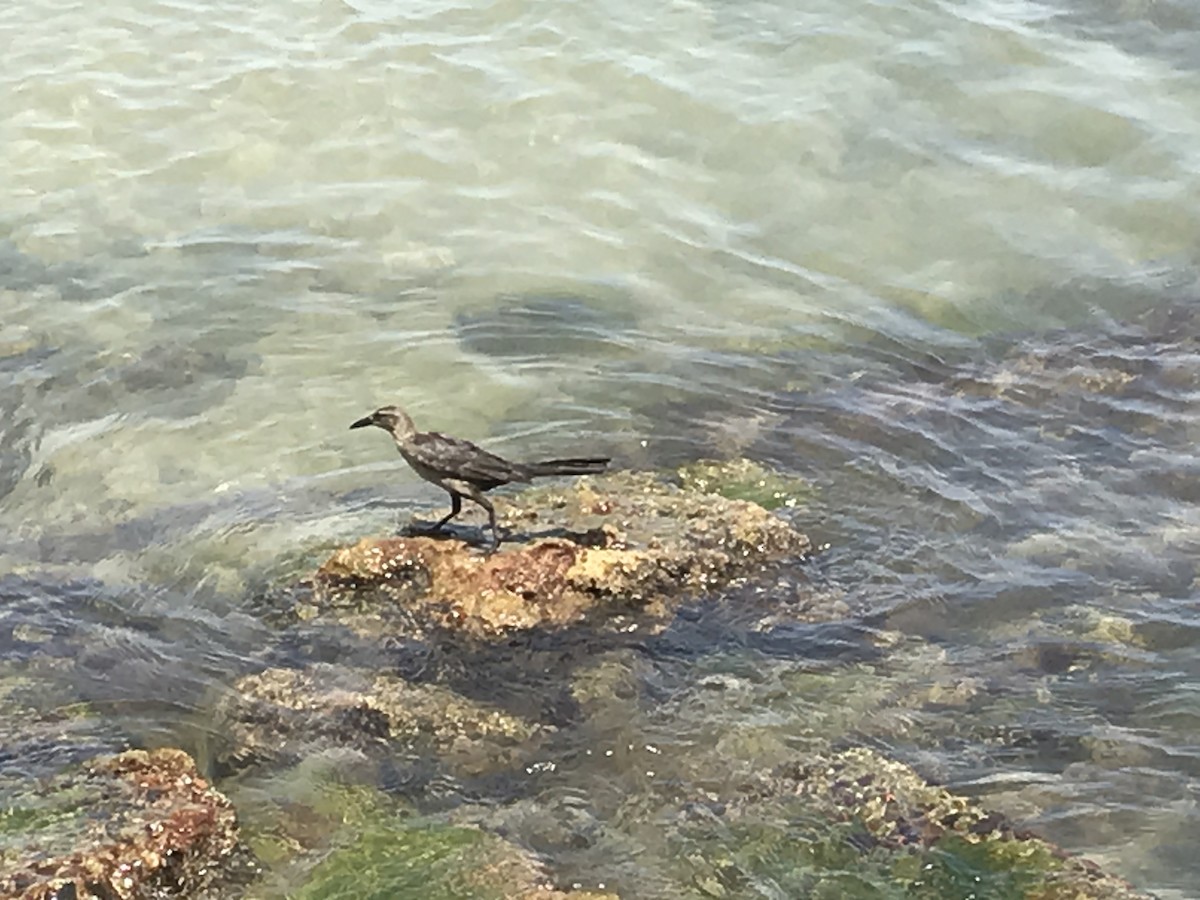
[401,519,451,538]
[482,526,513,555]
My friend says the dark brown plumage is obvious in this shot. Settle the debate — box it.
[350,405,609,550]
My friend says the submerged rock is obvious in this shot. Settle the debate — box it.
[0,576,150,779]
[0,663,127,780]
[454,291,640,361]
[284,470,812,640]
[220,461,815,776]
[217,456,1154,896]
[292,818,614,900]
[39,340,254,422]
[224,466,815,786]
[712,747,1152,899]
[676,457,815,511]
[224,753,614,900]
[0,337,50,501]
[0,748,253,899]
[217,664,551,776]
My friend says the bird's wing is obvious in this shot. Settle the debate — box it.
[410,431,530,486]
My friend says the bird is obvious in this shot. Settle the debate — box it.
[350,405,610,551]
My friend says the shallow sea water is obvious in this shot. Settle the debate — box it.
[3,0,1200,895]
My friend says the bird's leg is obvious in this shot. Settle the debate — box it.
[482,498,500,553]
[429,492,463,532]
[408,493,461,536]
[462,488,501,553]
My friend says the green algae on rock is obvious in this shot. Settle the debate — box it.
[289,470,812,640]
[224,752,614,900]
[293,819,615,900]
[676,458,814,511]
[0,748,252,899]
[734,747,1152,899]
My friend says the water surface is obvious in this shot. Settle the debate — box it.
[3,0,1200,895]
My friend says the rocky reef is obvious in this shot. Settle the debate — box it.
[270,468,812,640]
[219,465,817,778]
[1,459,1160,897]
[770,748,1148,898]
[655,746,1153,899]
[217,664,553,778]
[0,748,252,899]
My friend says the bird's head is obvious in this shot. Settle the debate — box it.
[349,405,415,438]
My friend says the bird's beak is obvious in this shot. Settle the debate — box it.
[349,415,374,430]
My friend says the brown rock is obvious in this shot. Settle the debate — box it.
[770,747,1152,899]
[306,472,812,639]
[0,748,250,899]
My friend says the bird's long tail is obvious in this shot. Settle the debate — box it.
[525,457,610,478]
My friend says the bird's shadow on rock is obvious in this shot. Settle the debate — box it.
[394,520,609,553]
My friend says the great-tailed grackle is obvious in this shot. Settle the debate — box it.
[350,405,609,551]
